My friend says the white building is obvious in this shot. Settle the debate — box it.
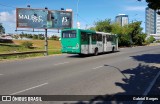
[156,14,160,34]
[145,7,160,37]
[115,14,129,26]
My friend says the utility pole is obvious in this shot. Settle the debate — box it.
[44,7,48,56]
[44,28,48,56]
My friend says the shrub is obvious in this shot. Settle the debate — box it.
[118,34,131,47]
[146,36,155,44]
[21,41,33,48]
[134,33,147,46]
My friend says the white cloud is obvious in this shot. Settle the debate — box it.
[0,10,16,23]
[125,6,146,11]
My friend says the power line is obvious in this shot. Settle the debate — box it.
[78,14,93,27]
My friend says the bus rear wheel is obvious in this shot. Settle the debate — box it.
[94,48,98,56]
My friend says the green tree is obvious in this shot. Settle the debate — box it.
[94,19,112,32]
[0,23,5,35]
[92,19,146,47]
[111,23,131,46]
[33,35,38,40]
[89,27,96,31]
[118,34,131,47]
[146,36,155,44]
[134,33,147,45]
[110,23,126,46]
[138,0,160,14]
[127,21,143,45]
[26,34,33,38]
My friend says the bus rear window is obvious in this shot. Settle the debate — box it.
[62,30,76,38]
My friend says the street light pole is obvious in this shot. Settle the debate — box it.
[76,0,80,28]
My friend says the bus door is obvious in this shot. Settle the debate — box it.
[88,33,92,54]
[106,35,113,51]
[103,36,106,52]
[81,32,89,54]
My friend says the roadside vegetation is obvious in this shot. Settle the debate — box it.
[0,17,157,61]
[89,19,154,47]
[0,22,61,61]
[0,40,61,53]
[0,39,61,61]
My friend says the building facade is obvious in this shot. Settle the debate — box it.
[156,14,160,34]
[115,14,129,26]
[145,7,160,35]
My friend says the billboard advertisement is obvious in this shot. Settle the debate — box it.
[16,8,73,29]
[50,10,73,29]
[16,8,49,29]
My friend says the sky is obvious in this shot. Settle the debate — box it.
[0,0,147,35]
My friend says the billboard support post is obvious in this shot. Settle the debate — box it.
[44,29,48,56]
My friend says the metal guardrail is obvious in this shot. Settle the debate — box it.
[0,51,47,56]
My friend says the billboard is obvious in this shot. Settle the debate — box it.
[49,10,73,29]
[16,8,73,29]
[16,8,49,29]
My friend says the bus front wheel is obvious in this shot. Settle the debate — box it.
[94,48,98,56]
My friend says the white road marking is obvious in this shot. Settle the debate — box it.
[0,74,3,76]
[10,83,48,95]
[92,66,103,70]
[54,62,69,66]
[137,71,160,104]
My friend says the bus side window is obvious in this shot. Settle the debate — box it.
[107,35,109,41]
[97,34,102,41]
[92,34,97,41]
[107,35,113,41]
[92,33,97,44]
[81,32,88,43]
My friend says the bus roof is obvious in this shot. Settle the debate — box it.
[62,28,95,33]
[62,28,115,35]
[96,31,111,35]
[96,32,113,35]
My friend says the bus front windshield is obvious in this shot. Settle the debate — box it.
[62,30,76,38]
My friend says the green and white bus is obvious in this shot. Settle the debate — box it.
[61,28,118,55]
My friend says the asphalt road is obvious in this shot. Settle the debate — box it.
[0,45,160,104]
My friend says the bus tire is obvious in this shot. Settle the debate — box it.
[112,47,115,52]
[94,48,98,56]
